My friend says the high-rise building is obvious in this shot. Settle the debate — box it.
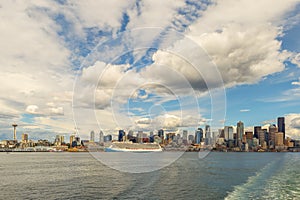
[55,135,61,145]
[205,125,211,138]
[195,128,203,144]
[258,129,265,146]
[118,130,125,142]
[54,135,64,145]
[236,121,244,146]
[285,137,294,148]
[166,133,176,143]
[219,129,225,138]
[182,130,188,145]
[254,126,261,139]
[224,126,234,140]
[137,131,144,143]
[224,127,229,140]
[127,130,133,137]
[99,131,104,143]
[150,131,154,137]
[211,131,218,145]
[70,134,75,146]
[75,136,80,144]
[269,124,277,146]
[188,134,194,143]
[263,129,269,143]
[242,134,247,144]
[127,130,134,141]
[277,117,285,139]
[182,130,188,141]
[149,131,154,143]
[104,135,112,142]
[245,131,253,140]
[275,132,284,146]
[245,131,253,146]
[70,135,80,147]
[21,133,28,143]
[60,135,64,144]
[90,131,95,142]
[158,129,164,140]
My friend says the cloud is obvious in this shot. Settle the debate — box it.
[285,113,300,139]
[22,125,40,130]
[68,0,299,136]
[65,0,134,32]
[49,107,64,115]
[135,118,152,125]
[184,0,299,87]
[292,82,300,86]
[0,0,299,140]
[126,0,185,30]
[290,117,300,129]
[132,111,207,132]
[0,1,74,134]
[292,78,300,85]
[25,105,39,114]
[288,52,300,67]
[240,109,250,112]
[160,114,181,129]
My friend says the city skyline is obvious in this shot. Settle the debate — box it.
[3,116,290,142]
[0,1,300,141]
[2,116,298,153]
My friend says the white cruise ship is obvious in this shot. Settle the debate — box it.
[104,141,162,152]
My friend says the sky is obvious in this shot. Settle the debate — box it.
[0,0,300,141]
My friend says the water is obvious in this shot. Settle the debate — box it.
[0,152,299,199]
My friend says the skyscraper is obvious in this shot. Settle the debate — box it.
[275,132,284,146]
[158,129,164,140]
[205,125,211,138]
[224,126,234,140]
[70,134,75,147]
[60,135,64,144]
[149,131,154,143]
[21,133,28,143]
[90,131,95,142]
[258,129,265,146]
[127,130,134,141]
[195,128,203,144]
[182,130,188,141]
[219,129,225,138]
[150,131,154,137]
[245,131,253,146]
[99,131,104,143]
[254,126,261,139]
[188,134,194,143]
[137,131,143,143]
[277,117,285,139]
[269,124,277,147]
[118,130,125,142]
[236,121,244,146]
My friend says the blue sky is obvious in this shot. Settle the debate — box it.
[0,0,300,141]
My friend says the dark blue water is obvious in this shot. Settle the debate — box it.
[0,152,299,199]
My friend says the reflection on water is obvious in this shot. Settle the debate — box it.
[90,151,183,173]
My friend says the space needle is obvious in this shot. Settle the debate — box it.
[12,123,18,141]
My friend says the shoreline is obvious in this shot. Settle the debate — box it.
[1,150,299,153]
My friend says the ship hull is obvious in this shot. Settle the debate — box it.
[104,142,162,152]
[104,147,162,153]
